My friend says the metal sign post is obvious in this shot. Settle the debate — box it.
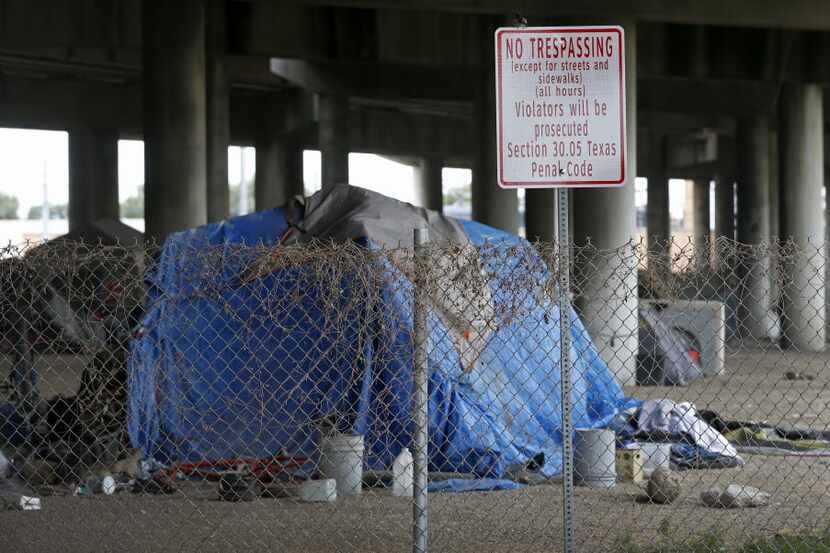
[412,227,430,553]
[494,25,627,553]
[557,188,574,553]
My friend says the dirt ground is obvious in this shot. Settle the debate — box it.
[3,350,830,552]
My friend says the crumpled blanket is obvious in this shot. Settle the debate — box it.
[637,399,741,462]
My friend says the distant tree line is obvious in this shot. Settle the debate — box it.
[117,183,256,219]
[27,204,67,220]
[0,192,18,219]
[121,185,144,218]
[0,180,258,222]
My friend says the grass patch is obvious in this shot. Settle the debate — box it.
[614,527,830,553]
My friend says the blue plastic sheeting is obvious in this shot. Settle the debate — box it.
[427,479,524,493]
[128,208,637,480]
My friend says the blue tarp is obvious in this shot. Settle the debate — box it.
[128,203,638,481]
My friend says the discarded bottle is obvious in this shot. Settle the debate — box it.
[77,474,116,496]
[392,448,413,497]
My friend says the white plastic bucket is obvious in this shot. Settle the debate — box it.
[640,442,671,477]
[574,429,616,488]
[318,433,365,497]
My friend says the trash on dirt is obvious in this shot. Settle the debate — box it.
[109,449,141,479]
[132,473,176,495]
[645,467,681,504]
[701,484,770,508]
[505,452,549,485]
[784,371,814,381]
[616,446,644,483]
[0,476,41,510]
[218,471,261,502]
[299,478,337,502]
[611,399,744,470]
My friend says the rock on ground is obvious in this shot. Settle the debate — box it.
[701,484,770,508]
[646,468,681,504]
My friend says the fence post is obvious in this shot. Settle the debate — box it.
[557,189,575,553]
[412,227,430,553]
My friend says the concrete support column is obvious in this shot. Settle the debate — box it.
[826,171,830,342]
[736,115,773,340]
[255,134,304,210]
[319,94,349,189]
[647,173,670,274]
[714,177,735,242]
[768,131,781,309]
[68,127,119,232]
[769,131,780,242]
[780,83,825,351]
[414,157,443,213]
[143,0,208,241]
[572,21,638,385]
[692,179,711,270]
[714,176,735,272]
[472,17,518,234]
[525,190,556,242]
[205,0,230,222]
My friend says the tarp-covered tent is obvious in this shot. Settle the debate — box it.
[128,185,639,479]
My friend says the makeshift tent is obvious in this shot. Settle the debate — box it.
[128,185,639,479]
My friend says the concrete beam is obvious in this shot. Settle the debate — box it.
[665,130,718,169]
[348,107,473,162]
[639,77,780,116]
[270,57,477,102]
[0,76,142,132]
[301,0,830,31]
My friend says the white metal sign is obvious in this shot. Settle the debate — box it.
[495,26,626,188]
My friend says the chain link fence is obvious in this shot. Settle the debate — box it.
[1,235,830,552]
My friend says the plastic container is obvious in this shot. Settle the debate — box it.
[615,446,644,483]
[392,448,413,497]
[574,429,616,488]
[299,478,337,502]
[85,474,117,495]
[640,443,671,477]
[319,433,365,497]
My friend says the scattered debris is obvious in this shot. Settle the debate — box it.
[299,479,337,502]
[785,371,814,381]
[0,477,41,511]
[132,473,176,495]
[110,449,141,479]
[505,452,549,485]
[701,484,770,508]
[616,447,644,483]
[646,468,681,504]
[218,471,261,502]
